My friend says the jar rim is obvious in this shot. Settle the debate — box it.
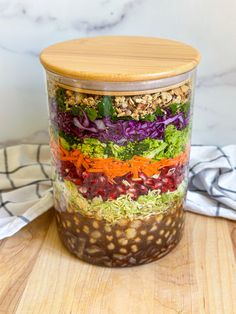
[47,69,195,96]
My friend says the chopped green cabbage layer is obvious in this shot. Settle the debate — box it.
[53,179,187,223]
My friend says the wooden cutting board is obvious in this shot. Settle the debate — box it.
[0,209,236,314]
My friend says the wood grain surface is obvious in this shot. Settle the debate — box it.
[0,210,235,314]
[40,36,200,82]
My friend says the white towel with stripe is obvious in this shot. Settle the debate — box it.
[187,145,236,219]
[0,144,235,240]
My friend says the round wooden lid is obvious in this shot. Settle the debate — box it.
[40,36,200,82]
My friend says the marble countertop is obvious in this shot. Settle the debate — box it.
[0,0,236,145]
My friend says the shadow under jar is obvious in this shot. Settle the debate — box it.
[40,36,200,267]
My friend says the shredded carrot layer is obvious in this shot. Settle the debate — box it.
[50,139,189,181]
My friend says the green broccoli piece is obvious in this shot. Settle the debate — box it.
[163,124,190,158]
[80,138,106,158]
[137,138,167,160]
[105,142,132,160]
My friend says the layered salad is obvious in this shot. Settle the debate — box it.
[48,78,192,267]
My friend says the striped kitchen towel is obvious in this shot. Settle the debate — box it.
[187,145,236,220]
[0,144,235,240]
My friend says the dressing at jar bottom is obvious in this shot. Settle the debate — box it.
[55,203,185,267]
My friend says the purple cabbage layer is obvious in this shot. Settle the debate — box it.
[50,99,190,145]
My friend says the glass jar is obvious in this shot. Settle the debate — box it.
[40,36,200,267]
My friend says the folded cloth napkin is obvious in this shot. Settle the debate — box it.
[187,145,236,219]
[0,144,235,240]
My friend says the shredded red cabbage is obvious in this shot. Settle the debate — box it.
[50,98,190,144]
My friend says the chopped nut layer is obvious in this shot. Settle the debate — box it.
[48,78,192,120]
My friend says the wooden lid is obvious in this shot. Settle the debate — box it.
[40,36,200,82]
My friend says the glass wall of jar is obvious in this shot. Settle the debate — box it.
[47,71,195,267]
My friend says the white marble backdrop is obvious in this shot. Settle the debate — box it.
[0,0,235,144]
